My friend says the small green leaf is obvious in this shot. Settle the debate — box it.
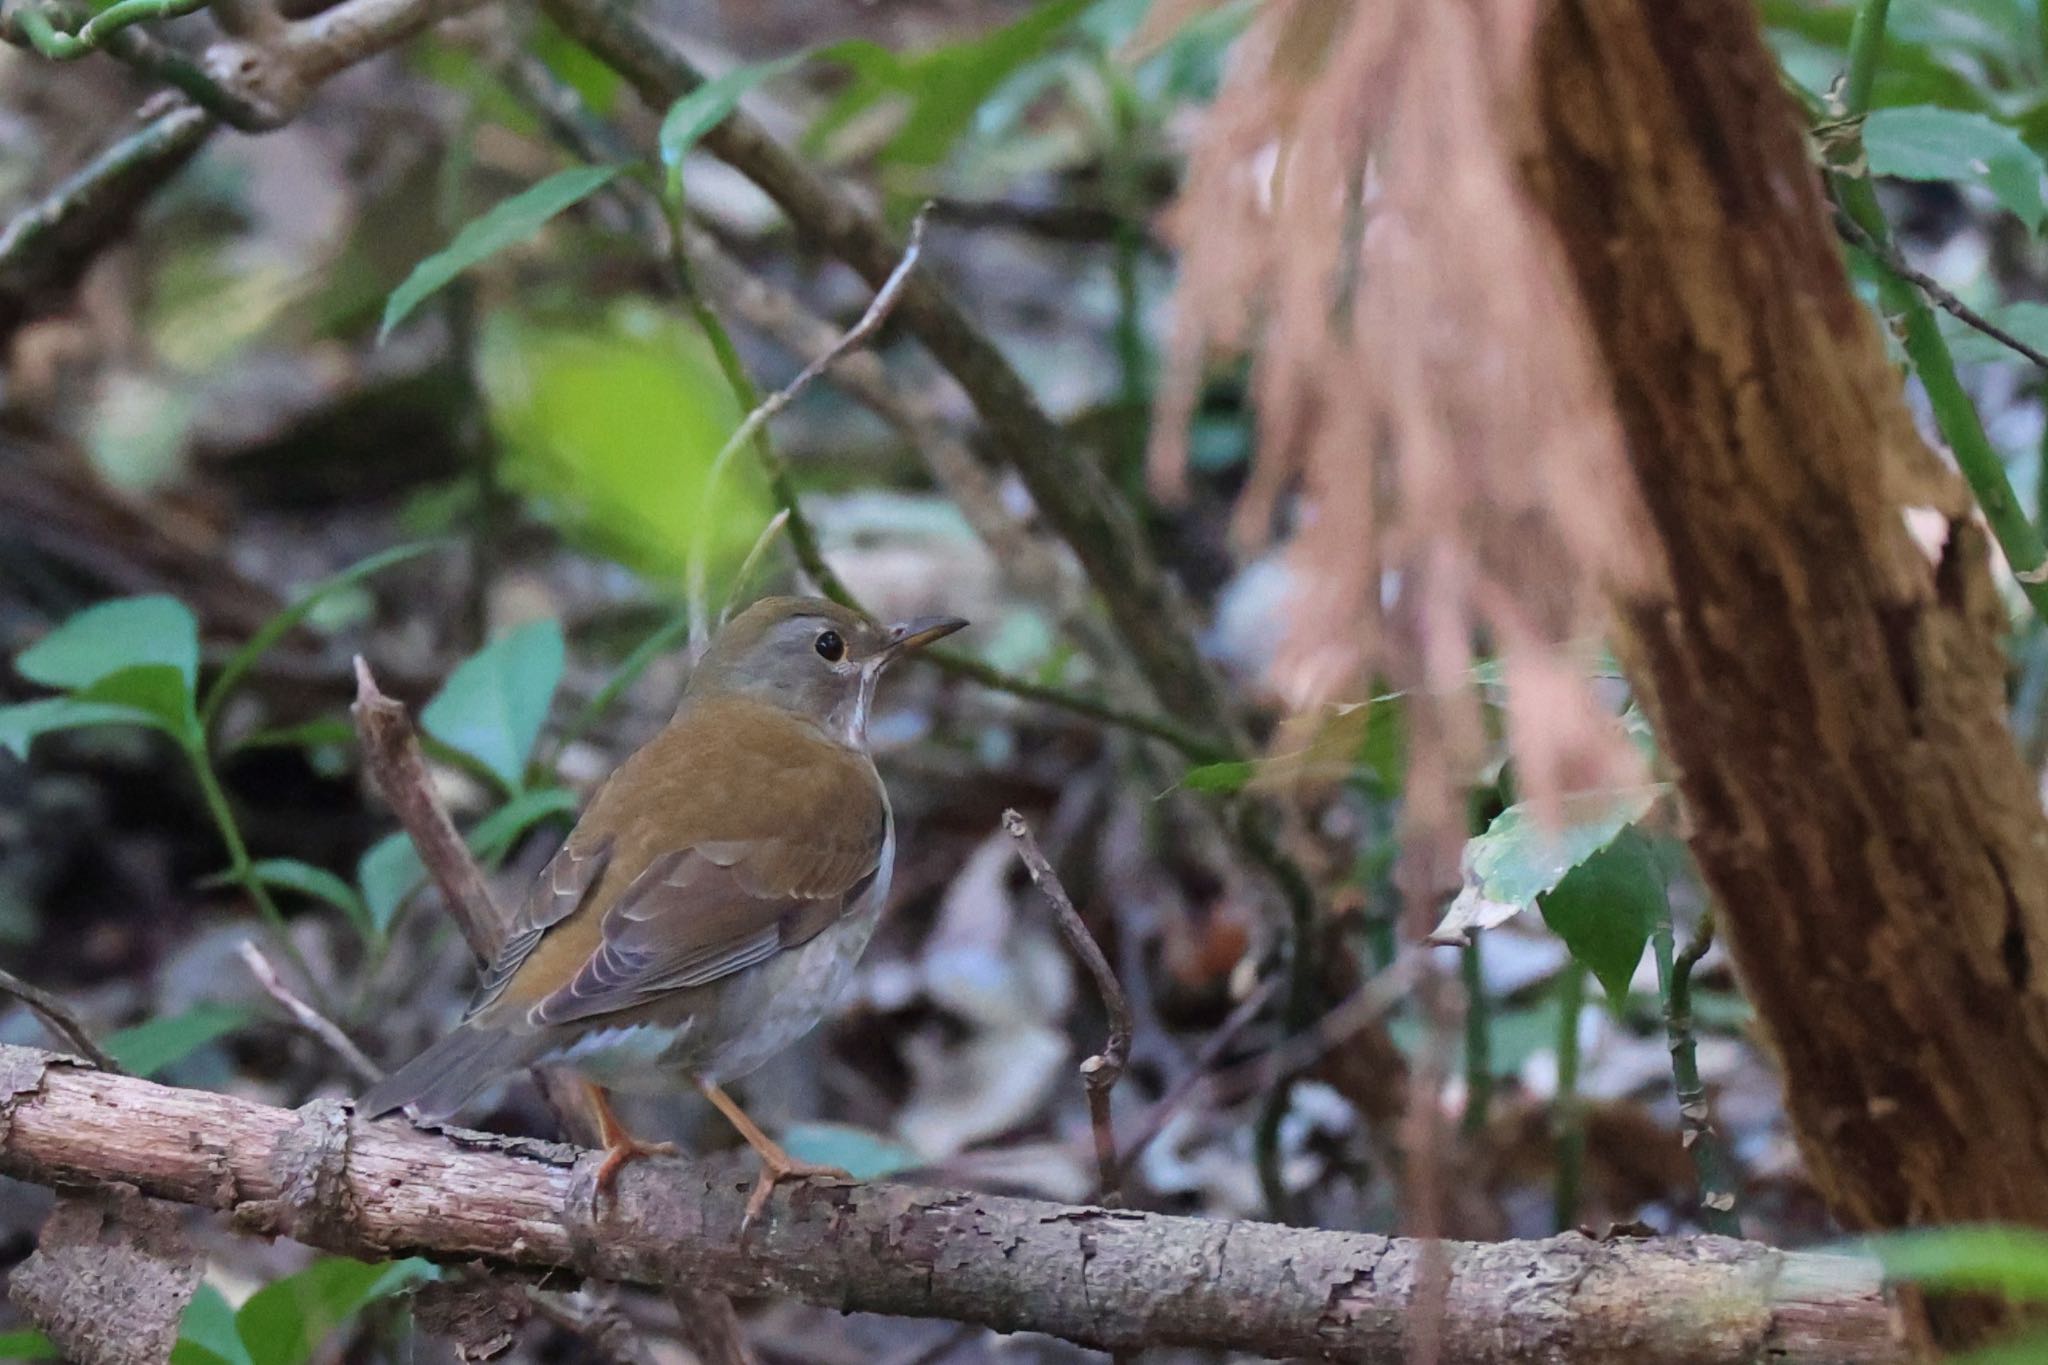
[1466,788,1662,909]
[1859,1224,2048,1300]
[229,716,358,754]
[203,543,440,725]
[103,1003,250,1078]
[780,1121,922,1180]
[660,55,805,195]
[1182,759,1255,793]
[16,595,200,693]
[421,619,565,793]
[379,165,623,342]
[172,1284,251,1365]
[1865,106,2047,227]
[0,696,165,760]
[235,1257,433,1365]
[1536,828,1664,1005]
[209,859,371,939]
[468,785,579,862]
[356,787,577,936]
[0,1330,60,1360]
[357,833,425,939]
[77,663,202,749]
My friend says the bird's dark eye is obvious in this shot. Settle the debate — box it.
[815,629,845,662]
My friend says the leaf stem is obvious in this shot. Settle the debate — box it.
[1652,906,1742,1235]
[1842,0,1893,117]
[1552,965,1585,1232]
[188,750,330,1011]
[1460,936,1492,1137]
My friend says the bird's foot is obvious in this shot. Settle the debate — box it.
[593,1134,680,1199]
[741,1153,854,1231]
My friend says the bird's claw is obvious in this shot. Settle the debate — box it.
[739,1157,854,1233]
[593,1135,680,1201]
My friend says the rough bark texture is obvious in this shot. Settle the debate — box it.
[1524,0,2048,1345]
[0,1046,1903,1363]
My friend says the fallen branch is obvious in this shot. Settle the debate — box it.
[0,1044,1907,1363]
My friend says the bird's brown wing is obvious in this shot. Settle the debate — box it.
[465,834,614,1020]
[521,829,882,1026]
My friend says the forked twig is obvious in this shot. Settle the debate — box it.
[1002,809,1133,1205]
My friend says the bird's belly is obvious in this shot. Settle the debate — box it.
[544,894,885,1093]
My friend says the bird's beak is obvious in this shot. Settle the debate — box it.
[880,614,968,661]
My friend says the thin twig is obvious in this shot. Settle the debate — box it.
[686,208,927,654]
[1002,809,1133,1206]
[237,941,381,1085]
[1116,976,1277,1178]
[1833,210,2048,371]
[719,507,790,629]
[0,970,119,1072]
[350,655,503,958]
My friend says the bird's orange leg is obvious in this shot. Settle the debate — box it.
[698,1080,852,1227]
[585,1081,678,1197]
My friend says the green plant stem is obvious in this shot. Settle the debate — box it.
[1460,936,1492,1137]
[1552,965,1585,1233]
[1842,0,1893,116]
[1652,907,1741,1236]
[1831,0,2048,619]
[188,753,331,1012]
[6,0,207,58]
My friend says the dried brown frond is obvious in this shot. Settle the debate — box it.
[1153,0,1653,879]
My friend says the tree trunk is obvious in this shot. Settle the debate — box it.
[1523,0,2048,1347]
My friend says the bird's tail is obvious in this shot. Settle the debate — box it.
[358,1024,535,1122]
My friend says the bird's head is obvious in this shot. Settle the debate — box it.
[687,596,966,746]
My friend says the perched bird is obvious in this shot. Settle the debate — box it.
[361,596,965,1219]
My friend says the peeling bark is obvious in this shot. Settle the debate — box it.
[0,1046,1903,1362]
[1523,0,2048,1347]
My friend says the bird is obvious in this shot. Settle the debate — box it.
[360,595,966,1221]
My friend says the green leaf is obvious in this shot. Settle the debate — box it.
[1865,106,2047,227]
[103,1003,250,1078]
[1536,828,1664,1005]
[203,543,440,725]
[17,595,200,693]
[1465,787,1662,909]
[1182,759,1254,793]
[1951,1331,2048,1365]
[209,859,371,940]
[468,785,579,862]
[421,619,565,793]
[1859,1224,2048,1299]
[356,787,576,937]
[808,0,1093,169]
[379,164,624,342]
[0,696,167,760]
[235,1257,433,1365]
[229,716,358,754]
[660,55,805,196]
[780,1121,922,1180]
[357,833,424,939]
[172,1284,252,1365]
[0,1330,60,1360]
[77,663,202,749]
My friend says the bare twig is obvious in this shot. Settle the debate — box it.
[350,656,504,958]
[236,942,381,1085]
[1833,209,2048,371]
[0,1043,1909,1363]
[685,208,927,654]
[1002,809,1133,1205]
[0,970,119,1072]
